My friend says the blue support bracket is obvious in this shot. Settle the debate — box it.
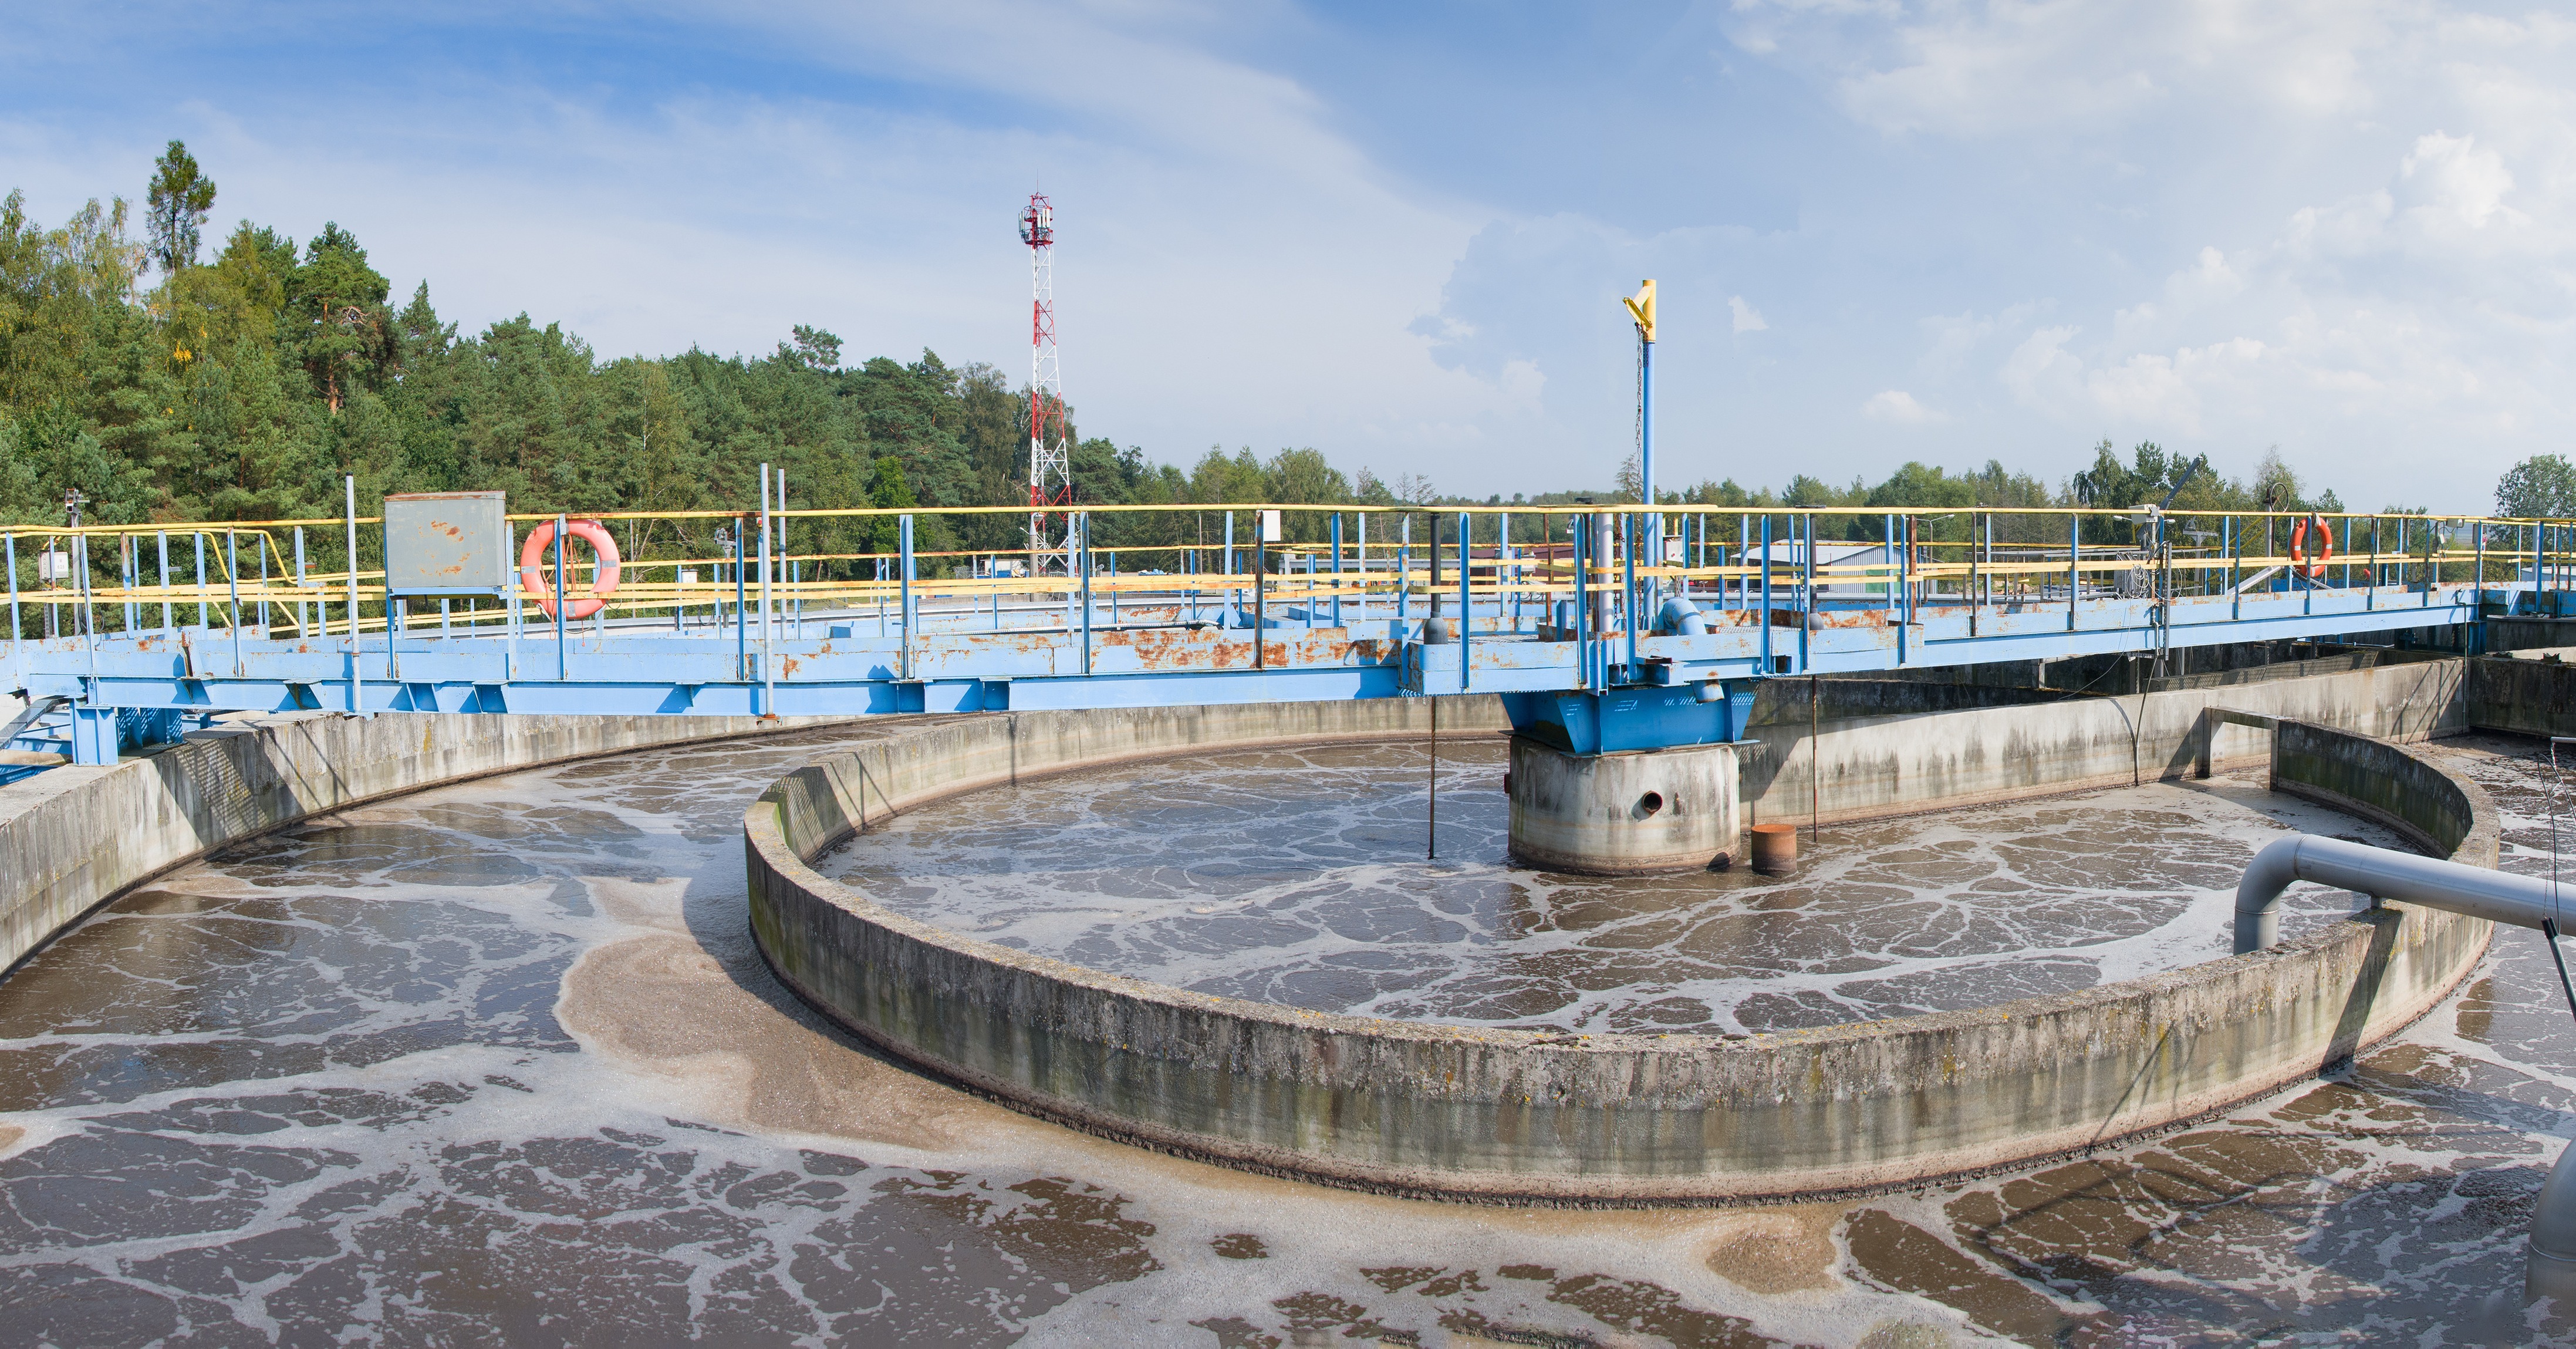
[69,705,120,765]
[1500,677,1760,755]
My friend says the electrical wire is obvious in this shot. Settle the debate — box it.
[2545,738,2576,1024]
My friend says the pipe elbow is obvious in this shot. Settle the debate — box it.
[2234,835,2304,955]
[1656,596,1706,636]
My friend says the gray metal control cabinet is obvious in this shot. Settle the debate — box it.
[382,492,511,596]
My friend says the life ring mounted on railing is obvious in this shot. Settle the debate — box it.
[520,518,623,619]
[2288,514,2335,580]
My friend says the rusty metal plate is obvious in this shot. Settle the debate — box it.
[384,493,510,595]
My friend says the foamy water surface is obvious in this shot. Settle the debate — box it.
[825,739,2395,1033]
[0,727,2572,1345]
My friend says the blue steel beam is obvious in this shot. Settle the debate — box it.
[4,579,2497,765]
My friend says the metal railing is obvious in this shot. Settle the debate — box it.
[8,504,2572,647]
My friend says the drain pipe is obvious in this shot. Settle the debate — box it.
[2233,834,2576,1306]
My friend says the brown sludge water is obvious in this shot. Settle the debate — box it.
[1,729,2571,1345]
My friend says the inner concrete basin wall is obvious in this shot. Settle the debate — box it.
[748,693,2497,1203]
[0,710,850,977]
[2463,654,2576,741]
[1744,657,2472,827]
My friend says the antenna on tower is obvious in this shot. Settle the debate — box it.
[1020,193,1071,579]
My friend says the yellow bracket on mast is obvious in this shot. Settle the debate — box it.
[1622,279,1656,342]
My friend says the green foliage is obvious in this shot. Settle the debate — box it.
[2497,454,2576,519]
[0,154,2393,571]
[145,140,215,275]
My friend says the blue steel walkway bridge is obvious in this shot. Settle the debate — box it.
[5,498,2569,767]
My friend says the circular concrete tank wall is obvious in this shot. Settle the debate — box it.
[745,694,2499,1204]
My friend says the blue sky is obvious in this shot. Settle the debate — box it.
[4,1,2571,510]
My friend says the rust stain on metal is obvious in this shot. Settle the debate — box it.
[1761,608,1883,629]
[782,656,801,677]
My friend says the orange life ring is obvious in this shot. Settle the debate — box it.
[2288,515,2334,580]
[520,518,622,619]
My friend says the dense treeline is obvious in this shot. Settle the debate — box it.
[11,141,2555,579]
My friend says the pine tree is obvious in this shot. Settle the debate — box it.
[145,141,216,275]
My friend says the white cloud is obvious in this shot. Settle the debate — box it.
[12,1,2576,508]
[1736,0,2394,137]
[1860,389,1942,424]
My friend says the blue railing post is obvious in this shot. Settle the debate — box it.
[759,466,776,713]
[1622,511,1638,679]
[1356,512,1369,628]
[1896,515,1910,666]
[899,514,914,681]
[1573,513,1589,689]
[1760,514,1773,676]
[2068,515,2080,631]
[227,531,242,677]
[1798,513,1812,674]
[1399,515,1411,627]
[345,476,362,713]
[1331,513,1343,630]
[1458,510,1471,690]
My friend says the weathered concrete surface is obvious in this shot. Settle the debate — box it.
[1743,656,2471,828]
[1,710,848,977]
[2465,654,2576,741]
[747,698,2494,1203]
[2486,616,2576,653]
[1506,738,1741,874]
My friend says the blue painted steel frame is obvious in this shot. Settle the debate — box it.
[19,579,2482,716]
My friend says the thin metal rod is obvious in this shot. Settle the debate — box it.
[1427,695,1437,862]
[1811,672,1821,842]
[2550,739,2575,1023]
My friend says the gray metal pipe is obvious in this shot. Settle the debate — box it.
[2233,833,2568,955]
[2235,832,2576,1309]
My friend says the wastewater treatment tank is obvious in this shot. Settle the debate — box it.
[817,738,2396,1036]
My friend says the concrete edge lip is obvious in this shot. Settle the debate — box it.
[744,692,2501,1205]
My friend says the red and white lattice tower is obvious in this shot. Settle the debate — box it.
[1020,193,1070,578]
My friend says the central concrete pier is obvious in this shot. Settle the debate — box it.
[1505,738,1741,873]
